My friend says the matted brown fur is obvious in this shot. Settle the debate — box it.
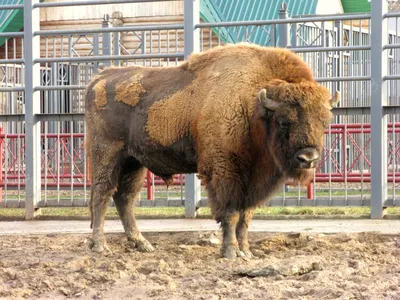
[146,84,203,147]
[93,80,107,109]
[146,43,317,149]
[115,74,146,107]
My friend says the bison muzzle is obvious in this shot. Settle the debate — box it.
[84,43,340,258]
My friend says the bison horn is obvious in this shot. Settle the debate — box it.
[329,90,341,109]
[258,88,281,111]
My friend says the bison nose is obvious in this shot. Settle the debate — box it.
[295,148,320,169]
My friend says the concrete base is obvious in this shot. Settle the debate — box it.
[0,219,400,235]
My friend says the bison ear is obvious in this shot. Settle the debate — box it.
[329,90,341,109]
[257,89,281,111]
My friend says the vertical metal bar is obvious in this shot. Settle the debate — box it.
[70,122,74,206]
[142,31,147,66]
[166,30,170,66]
[361,115,364,204]
[24,0,41,219]
[83,123,88,205]
[278,3,289,47]
[17,132,21,205]
[152,173,155,200]
[4,132,8,205]
[200,28,203,52]
[57,122,60,204]
[158,30,161,66]
[184,0,201,218]
[102,15,111,68]
[174,29,178,64]
[113,31,121,67]
[282,184,286,206]
[93,34,99,72]
[371,0,388,218]
[209,27,212,48]
[44,122,48,205]
[291,23,297,47]
[328,124,332,204]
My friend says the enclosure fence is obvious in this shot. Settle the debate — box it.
[0,0,398,219]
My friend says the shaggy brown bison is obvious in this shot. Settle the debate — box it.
[85,43,340,258]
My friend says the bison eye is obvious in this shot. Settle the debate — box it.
[278,119,291,129]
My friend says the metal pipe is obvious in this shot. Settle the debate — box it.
[34,52,184,63]
[0,59,24,64]
[290,45,371,53]
[33,0,179,8]
[383,44,400,50]
[383,75,400,80]
[316,76,370,82]
[146,171,154,200]
[196,14,371,28]
[0,87,25,92]
[34,85,86,91]
[0,4,23,10]
[35,24,184,36]
[0,32,24,37]
[384,12,400,18]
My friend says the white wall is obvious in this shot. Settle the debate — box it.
[316,0,344,15]
[40,0,184,22]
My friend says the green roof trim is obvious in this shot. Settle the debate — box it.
[341,0,371,13]
[0,0,24,47]
[1,0,321,48]
[0,0,44,47]
[200,0,319,46]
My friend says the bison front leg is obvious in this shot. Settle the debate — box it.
[113,158,154,253]
[236,208,254,258]
[220,210,244,258]
[207,175,246,258]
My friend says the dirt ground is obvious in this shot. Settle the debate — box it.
[1,230,400,300]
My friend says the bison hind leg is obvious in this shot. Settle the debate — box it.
[87,136,126,254]
[89,164,121,254]
[113,157,154,253]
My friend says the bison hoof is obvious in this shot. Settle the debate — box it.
[89,238,110,254]
[241,250,254,258]
[127,237,155,253]
[137,239,155,253]
[221,245,245,259]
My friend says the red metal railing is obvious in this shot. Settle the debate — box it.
[0,123,399,201]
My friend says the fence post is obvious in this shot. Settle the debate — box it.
[24,0,42,219]
[102,14,111,68]
[112,12,122,67]
[184,0,201,218]
[370,0,388,218]
[278,3,290,48]
[0,127,3,203]
[113,32,121,67]
[146,171,154,201]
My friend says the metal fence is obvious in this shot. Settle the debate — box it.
[0,0,397,219]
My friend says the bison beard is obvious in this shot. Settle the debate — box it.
[84,43,340,258]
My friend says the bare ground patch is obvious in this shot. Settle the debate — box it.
[1,231,400,300]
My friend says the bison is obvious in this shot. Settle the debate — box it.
[84,43,340,258]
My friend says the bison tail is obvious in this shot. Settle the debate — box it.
[84,130,93,229]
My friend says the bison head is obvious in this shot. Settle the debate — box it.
[257,79,340,185]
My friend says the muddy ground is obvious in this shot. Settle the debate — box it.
[0,230,400,300]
